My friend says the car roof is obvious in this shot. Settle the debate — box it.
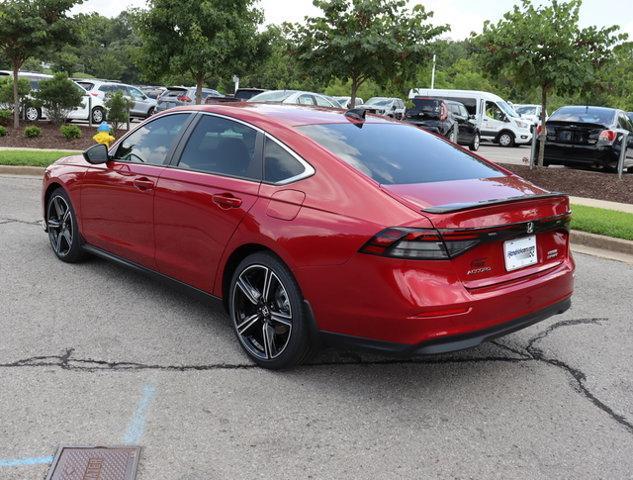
[160,103,394,128]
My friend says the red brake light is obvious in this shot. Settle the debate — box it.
[536,125,542,136]
[90,92,99,97]
[599,129,617,143]
[177,95,192,102]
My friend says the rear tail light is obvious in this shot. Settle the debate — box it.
[90,92,99,97]
[360,228,478,260]
[177,95,192,102]
[360,215,571,261]
[536,125,542,136]
[599,129,617,143]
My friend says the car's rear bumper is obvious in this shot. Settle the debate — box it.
[542,143,619,167]
[320,297,571,355]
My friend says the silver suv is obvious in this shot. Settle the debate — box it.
[156,86,223,112]
[75,80,157,119]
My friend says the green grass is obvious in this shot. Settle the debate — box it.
[0,150,78,167]
[571,204,633,241]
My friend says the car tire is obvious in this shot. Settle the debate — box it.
[91,107,105,124]
[46,188,86,263]
[498,131,515,147]
[229,252,312,369]
[25,106,40,122]
[469,132,481,151]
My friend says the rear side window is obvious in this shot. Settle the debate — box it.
[264,138,306,183]
[177,115,260,180]
[114,113,190,165]
[76,81,94,90]
[298,123,504,185]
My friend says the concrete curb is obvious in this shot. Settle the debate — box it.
[571,230,633,256]
[0,165,45,176]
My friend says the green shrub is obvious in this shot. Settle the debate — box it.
[0,109,11,126]
[24,126,41,138]
[60,124,82,140]
[34,73,84,125]
[104,91,133,132]
[0,77,31,106]
[0,126,7,137]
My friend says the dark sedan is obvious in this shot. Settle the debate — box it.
[541,106,633,172]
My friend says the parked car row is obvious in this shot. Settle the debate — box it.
[0,70,108,124]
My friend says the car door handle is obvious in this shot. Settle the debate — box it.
[212,193,242,209]
[133,177,154,191]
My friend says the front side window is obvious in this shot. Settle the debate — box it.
[127,87,145,100]
[297,95,316,106]
[114,114,190,165]
[298,123,504,185]
[264,138,306,183]
[485,101,506,121]
[315,95,333,107]
[177,115,260,180]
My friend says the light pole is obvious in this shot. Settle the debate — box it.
[431,54,436,89]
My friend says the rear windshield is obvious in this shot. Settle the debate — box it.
[412,98,441,112]
[298,123,504,185]
[163,88,188,98]
[249,91,295,102]
[549,107,615,125]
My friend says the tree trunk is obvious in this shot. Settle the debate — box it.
[195,76,203,105]
[537,86,548,168]
[12,64,20,129]
[350,77,359,109]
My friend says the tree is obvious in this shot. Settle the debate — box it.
[0,77,31,110]
[104,91,134,132]
[0,0,81,128]
[34,73,84,125]
[475,0,625,167]
[288,0,448,107]
[139,0,263,104]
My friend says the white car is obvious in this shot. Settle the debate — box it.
[361,97,406,119]
[0,70,107,124]
[248,90,339,108]
[334,96,364,108]
[514,104,548,127]
[75,79,157,119]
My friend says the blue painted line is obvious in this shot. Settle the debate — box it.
[123,384,156,445]
[0,455,54,467]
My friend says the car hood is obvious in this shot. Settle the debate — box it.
[380,174,549,213]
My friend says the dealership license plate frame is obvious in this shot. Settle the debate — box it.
[503,235,538,272]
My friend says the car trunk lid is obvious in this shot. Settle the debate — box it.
[381,176,571,289]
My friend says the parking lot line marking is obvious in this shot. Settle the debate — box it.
[123,384,157,445]
[0,455,54,468]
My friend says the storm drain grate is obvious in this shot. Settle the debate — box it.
[45,446,141,480]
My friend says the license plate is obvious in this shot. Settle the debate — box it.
[503,235,537,272]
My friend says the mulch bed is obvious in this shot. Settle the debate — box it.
[0,122,97,150]
[503,164,633,205]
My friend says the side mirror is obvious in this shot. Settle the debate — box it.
[469,114,476,120]
[83,144,110,164]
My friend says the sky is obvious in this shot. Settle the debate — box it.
[72,0,633,40]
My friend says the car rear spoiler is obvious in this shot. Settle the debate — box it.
[422,192,567,214]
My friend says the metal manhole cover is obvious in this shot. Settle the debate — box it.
[45,446,141,480]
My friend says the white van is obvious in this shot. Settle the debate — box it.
[408,88,532,147]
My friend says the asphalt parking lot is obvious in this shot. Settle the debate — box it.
[1,173,632,479]
[477,143,531,165]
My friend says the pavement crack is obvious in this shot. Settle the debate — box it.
[521,317,633,435]
[0,217,42,227]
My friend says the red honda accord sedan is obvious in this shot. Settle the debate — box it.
[42,104,574,369]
